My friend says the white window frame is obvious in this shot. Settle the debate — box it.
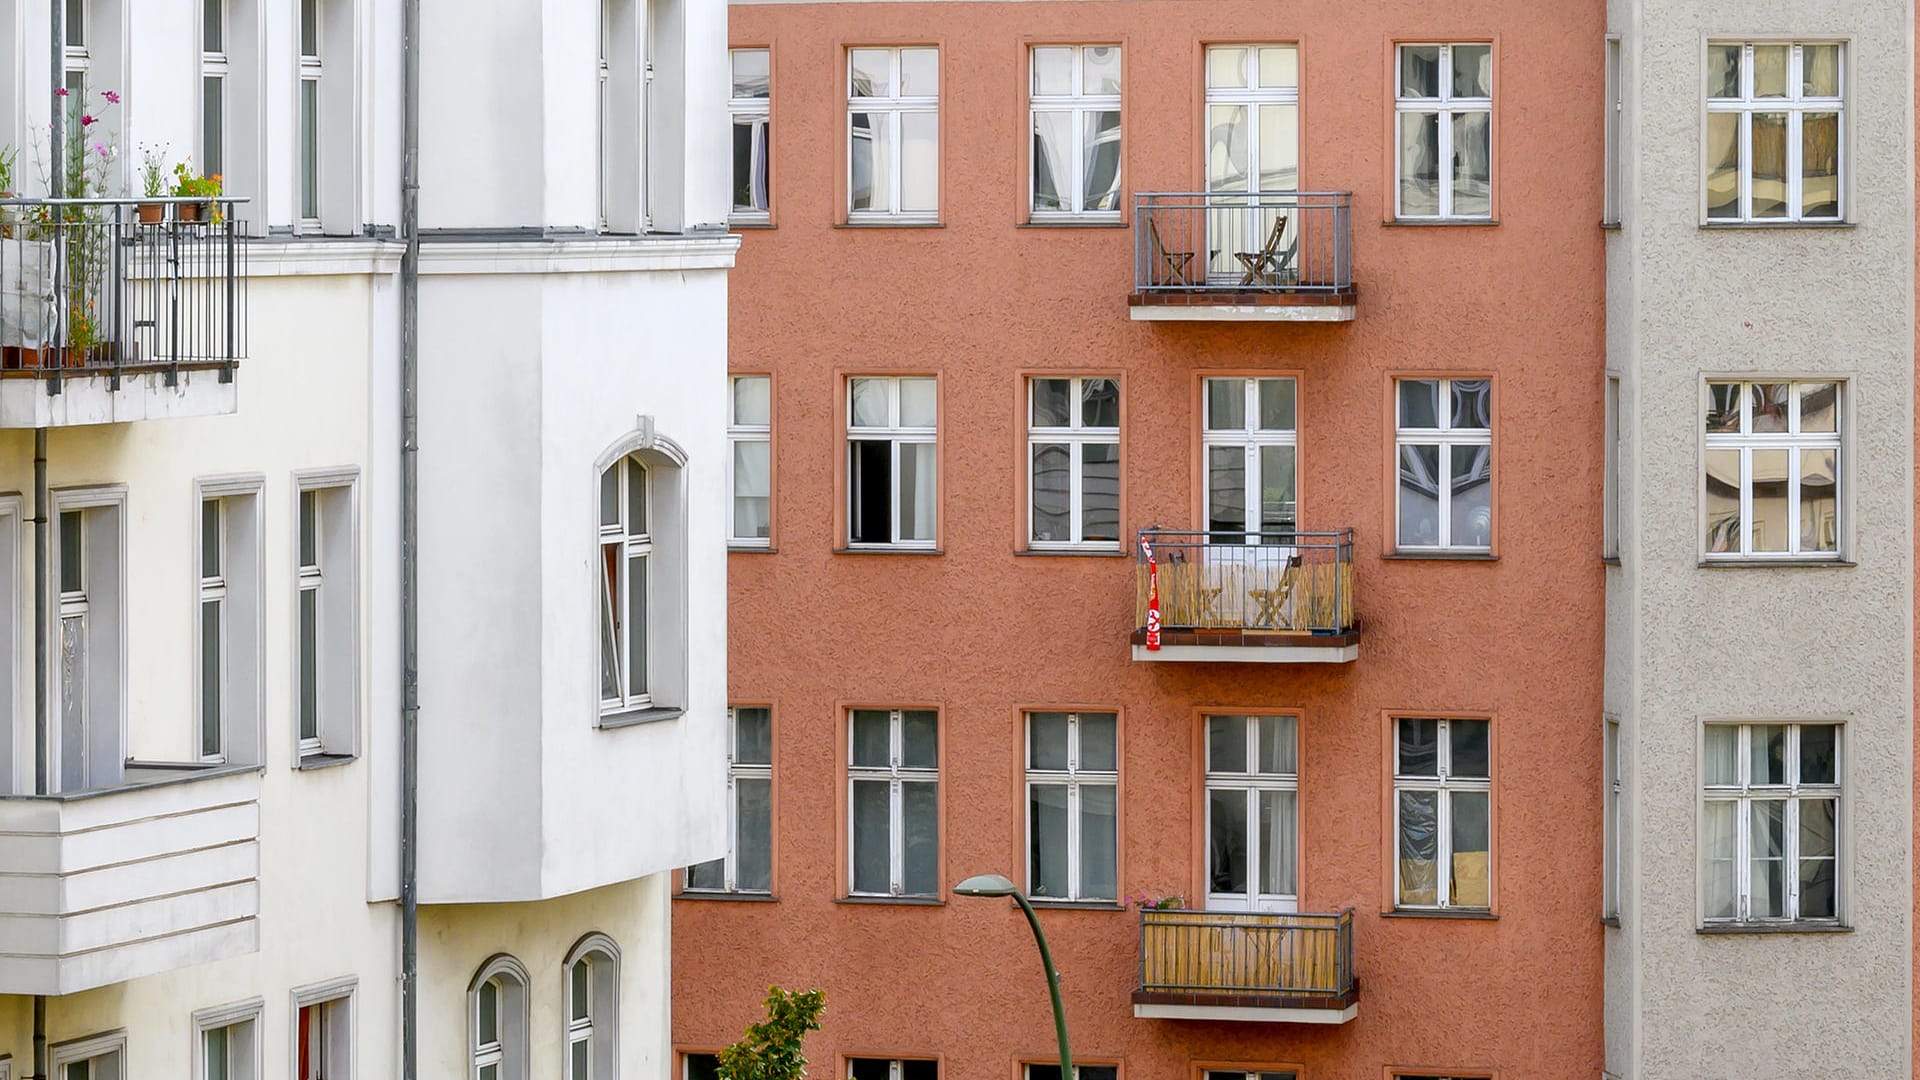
[846,47,939,221]
[847,1059,936,1080]
[730,48,772,223]
[195,476,264,769]
[201,0,228,177]
[1027,376,1120,550]
[1024,1065,1120,1080]
[193,999,263,1080]
[199,496,228,762]
[597,0,611,230]
[1203,714,1298,913]
[49,1031,126,1080]
[563,935,620,1080]
[1701,722,1842,925]
[1603,716,1620,920]
[50,486,126,795]
[1202,1072,1296,1080]
[1704,41,1845,223]
[846,376,938,549]
[296,0,323,230]
[1024,711,1118,903]
[1603,375,1621,558]
[1027,45,1123,220]
[62,0,89,94]
[292,470,359,763]
[728,375,773,547]
[468,957,529,1080]
[1394,377,1493,552]
[686,706,774,894]
[1701,380,1843,560]
[289,977,355,1080]
[683,1054,721,1080]
[598,453,653,712]
[847,708,939,898]
[1603,36,1622,226]
[1201,376,1298,540]
[1392,717,1492,911]
[1393,43,1494,220]
[1203,43,1301,195]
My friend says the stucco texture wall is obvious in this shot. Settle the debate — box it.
[678,0,1608,1076]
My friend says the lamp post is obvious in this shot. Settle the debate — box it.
[954,873,1072,1080]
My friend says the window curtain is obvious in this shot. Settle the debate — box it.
[1702,799,1737,918]
[732,440,770,538]
[1261,789,1296,897]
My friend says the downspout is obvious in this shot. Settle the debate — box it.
[398,0,422,1071]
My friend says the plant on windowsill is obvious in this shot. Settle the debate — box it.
[137,144,168,223]
[171,160,222,223]
[1126,890,1186,911]
[717,986,826,1080]
[19,86,121,369]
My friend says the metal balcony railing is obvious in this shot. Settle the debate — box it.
[1137,908,1355,1001]
[1137,528,1355,634]
[1134,191,1353,296]
[0,197,248,390]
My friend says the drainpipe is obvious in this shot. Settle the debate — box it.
[398,0,421,1071]
[31,0,63,1061]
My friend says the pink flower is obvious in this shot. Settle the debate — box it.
[93,142,107,159]
[80,114,95,127]
[101,90,119,104]
[53,87,68,97]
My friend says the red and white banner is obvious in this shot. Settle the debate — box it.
[1141,536,1161,651]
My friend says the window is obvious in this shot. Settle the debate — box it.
[469,958,529,1080]
[731,49,771,221]
[1395,717,1491,910]
[1026,1066,1119,1080]
[49,1032,125,1080]
[298,0,322,227]
[1603,376,1621,558]
[729,376,772,546]
[1395,378,1492,551]
[1026,711,1117,902]
[1204,1073,1295,1080]
[1204,45,1299,277]
[52,490,123,793]
[683,1054,720,1080]
[597,1,612,228]
[1706,42,1843,222]
[1205,715,1297,911]
[847,1060,936,1080]
[1395,43,1493,219]
[1203,377,1296,540]
[290,979,354,1080]
[1604,718,1621,919]
[198,482,262,765]
[1028,377,1119,548]
[294,476,357,760]
[847,376,937,547]
[848,708,938,897]
[686,706,773,893]
[194,1001,261,1080]
[1394,1075,1491,1080]
[1604,37,1622,225]
[1703,722,1839,923]
[564,936,619,1080]
[1029,46,1122,219]
[599,454,653,710]
[848,47,939,220]
[202,0,227,176]
[1703,381,1840,558]
[62,0,88,113]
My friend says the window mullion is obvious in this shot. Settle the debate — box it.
[1738,446,1754,556]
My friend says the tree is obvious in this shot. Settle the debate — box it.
[716,986,826,1080]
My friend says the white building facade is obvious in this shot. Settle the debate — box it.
[0,0,731,1075]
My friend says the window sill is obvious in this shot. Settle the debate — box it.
[295,752,357,772]
[1016,547,1128,558]
[1698,558,1854,569]
[1383,218,1499,227]
[1026,899,1126,911]
[1382,908,1497,920]
[834,547,944,556]
[1020,219,1129,229]
[729,544,778,554]
[1382,550,1497,562]
[1699,220,1855,230]
[599,706,686,730]
[836,219,944,229]
[836,895,946,907]
[730,219,775,230]
[676,891,780,903]
[1698,920,1850,935]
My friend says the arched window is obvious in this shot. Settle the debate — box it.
[564,933,621,1079]
[595,435,686,721]
[470,955,530,1080]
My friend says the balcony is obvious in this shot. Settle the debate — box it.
[0,763,261,995]
[1130,192,1355,322]
[1134,909,1358,1023]
[0,198,248,426]
[1133,528,1359,663]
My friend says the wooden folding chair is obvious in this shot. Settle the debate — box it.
[1149,216,1196,286]
[1234,214,1290,286]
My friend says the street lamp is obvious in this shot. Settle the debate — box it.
[954,873,1072,1080]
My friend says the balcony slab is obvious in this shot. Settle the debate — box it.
[0,365,238,428]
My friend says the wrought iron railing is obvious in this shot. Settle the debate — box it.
[1137,528,1355,633]
[1137,908,1355,999]
[1134,191,1353,296]
[0,197,248,390]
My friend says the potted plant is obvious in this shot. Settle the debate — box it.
[171,161,221,223]
[137,145,167,223]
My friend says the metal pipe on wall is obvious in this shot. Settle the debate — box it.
[399,0,422,1071]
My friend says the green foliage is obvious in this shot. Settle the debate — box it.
[716,987,826,1080]
[0,145,16,196]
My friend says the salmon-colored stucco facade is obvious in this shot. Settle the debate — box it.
[676,1,1607,1076]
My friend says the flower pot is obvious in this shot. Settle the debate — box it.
[177,201,207,223]
[136,202,165,224]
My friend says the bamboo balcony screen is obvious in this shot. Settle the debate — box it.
[1137,909,1354,998]
[1136,529,1355,633]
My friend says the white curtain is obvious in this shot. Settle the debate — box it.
[1701,800,1737,919]
[732,440,770,539]
[902,443,936,541]
[1261,789,1296,898]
